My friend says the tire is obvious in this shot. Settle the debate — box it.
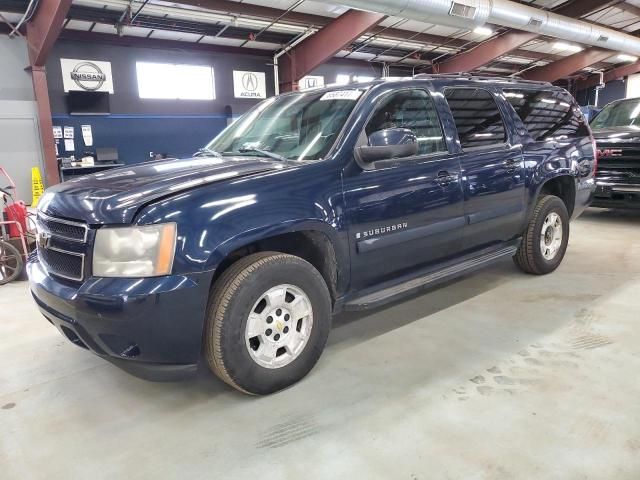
[513,194,570,275]
[204,252,332,395]
[0,240,23,285]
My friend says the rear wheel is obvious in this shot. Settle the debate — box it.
[0,240,23,285]
[204,252,331,395]
[514,194,569,275]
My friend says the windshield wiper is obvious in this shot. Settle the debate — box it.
[194,147,222,158]
[238,147,290,163]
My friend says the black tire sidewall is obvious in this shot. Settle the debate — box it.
[218,258,331,395]
[530,197,570,274]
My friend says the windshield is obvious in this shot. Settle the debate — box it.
[204,89,364,161]
[591,99,640,129]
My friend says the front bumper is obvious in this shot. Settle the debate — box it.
[28,254,213,381]
[592,182,640,209]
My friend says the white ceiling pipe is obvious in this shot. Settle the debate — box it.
[337,0,640,57]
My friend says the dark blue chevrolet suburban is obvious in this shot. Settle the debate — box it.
[29,75,596,394]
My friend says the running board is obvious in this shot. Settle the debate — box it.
[343,244,518,311]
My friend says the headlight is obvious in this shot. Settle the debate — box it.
[93,223,177,277]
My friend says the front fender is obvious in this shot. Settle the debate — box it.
[134,161,349,281]
[205,218,348,271]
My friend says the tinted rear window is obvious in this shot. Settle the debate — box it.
[444,88,507,149]
[503,89,589,141]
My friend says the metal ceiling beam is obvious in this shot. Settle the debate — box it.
[616,1,640,18]
[167,0,561,64]
[521,1,640,83]
[25,0,72,67]
[171,0,329,27]
[31,66,60,186]
[58,29,272,57]
[552,0,625,19]
[577,60,640,90]
[521,47,615,81]
[429,0,623,74]
[278,9,385,92]
[431,31,539,73]
[24,0,71,186]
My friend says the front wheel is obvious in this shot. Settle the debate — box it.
[514,194,570,275]
[204,252,331,395]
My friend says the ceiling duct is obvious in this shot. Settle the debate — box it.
[337,0,640,57]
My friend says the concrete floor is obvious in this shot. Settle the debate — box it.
[1,208,639,479]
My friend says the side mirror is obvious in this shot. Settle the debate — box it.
[357,128,418,163]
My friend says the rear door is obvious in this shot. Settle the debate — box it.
[343,87,465,290]
[444,87,526,252]
[503,87,593,211]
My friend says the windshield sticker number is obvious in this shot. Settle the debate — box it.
[320,90,363,101]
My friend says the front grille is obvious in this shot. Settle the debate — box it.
[39,247,85,281]
[596,144,640,176]
[36,212,88,282]
[37,212,87,242]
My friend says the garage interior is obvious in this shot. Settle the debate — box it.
[1,0,640,478]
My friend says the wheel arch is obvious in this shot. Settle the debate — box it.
[527,173,576,224]
[206,222,347,305]
[539,175,576,217]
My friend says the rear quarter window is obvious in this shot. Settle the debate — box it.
[503,89,589,141]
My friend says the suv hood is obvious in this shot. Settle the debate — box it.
[38,156,285,224]
[592,126,640,143]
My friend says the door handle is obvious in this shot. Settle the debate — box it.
[504,158,520,173]
[435,170,458,186]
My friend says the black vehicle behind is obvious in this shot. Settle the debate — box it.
[591,98,640,208]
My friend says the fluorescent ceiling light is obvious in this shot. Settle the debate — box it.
[618,54,638,62]
[473,26,493,36]
[553,42,582,52]
[335,74,350,85]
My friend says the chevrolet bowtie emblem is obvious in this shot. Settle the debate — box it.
[36,231,51,249]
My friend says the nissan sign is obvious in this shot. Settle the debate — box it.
[61,58,114,93]
[71,62,106,91]
[233,70,266,99]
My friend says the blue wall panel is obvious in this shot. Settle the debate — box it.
[576,79,627,108]
[47,40,411,166]
[52,114,228,163]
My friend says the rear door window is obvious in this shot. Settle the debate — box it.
[444,88,507,149]
[503,89,589,141]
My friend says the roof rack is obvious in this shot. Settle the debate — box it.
[412,73,552,86]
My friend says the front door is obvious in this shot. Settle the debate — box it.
[343,88,465,290]
[443,87,526,251]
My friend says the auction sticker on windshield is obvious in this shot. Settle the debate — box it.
[320,90,363,101]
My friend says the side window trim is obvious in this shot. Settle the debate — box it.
[356,87,449,169]
[443,86,510,152]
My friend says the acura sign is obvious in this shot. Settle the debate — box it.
[61,58,114,93]
[233,70,266,99]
